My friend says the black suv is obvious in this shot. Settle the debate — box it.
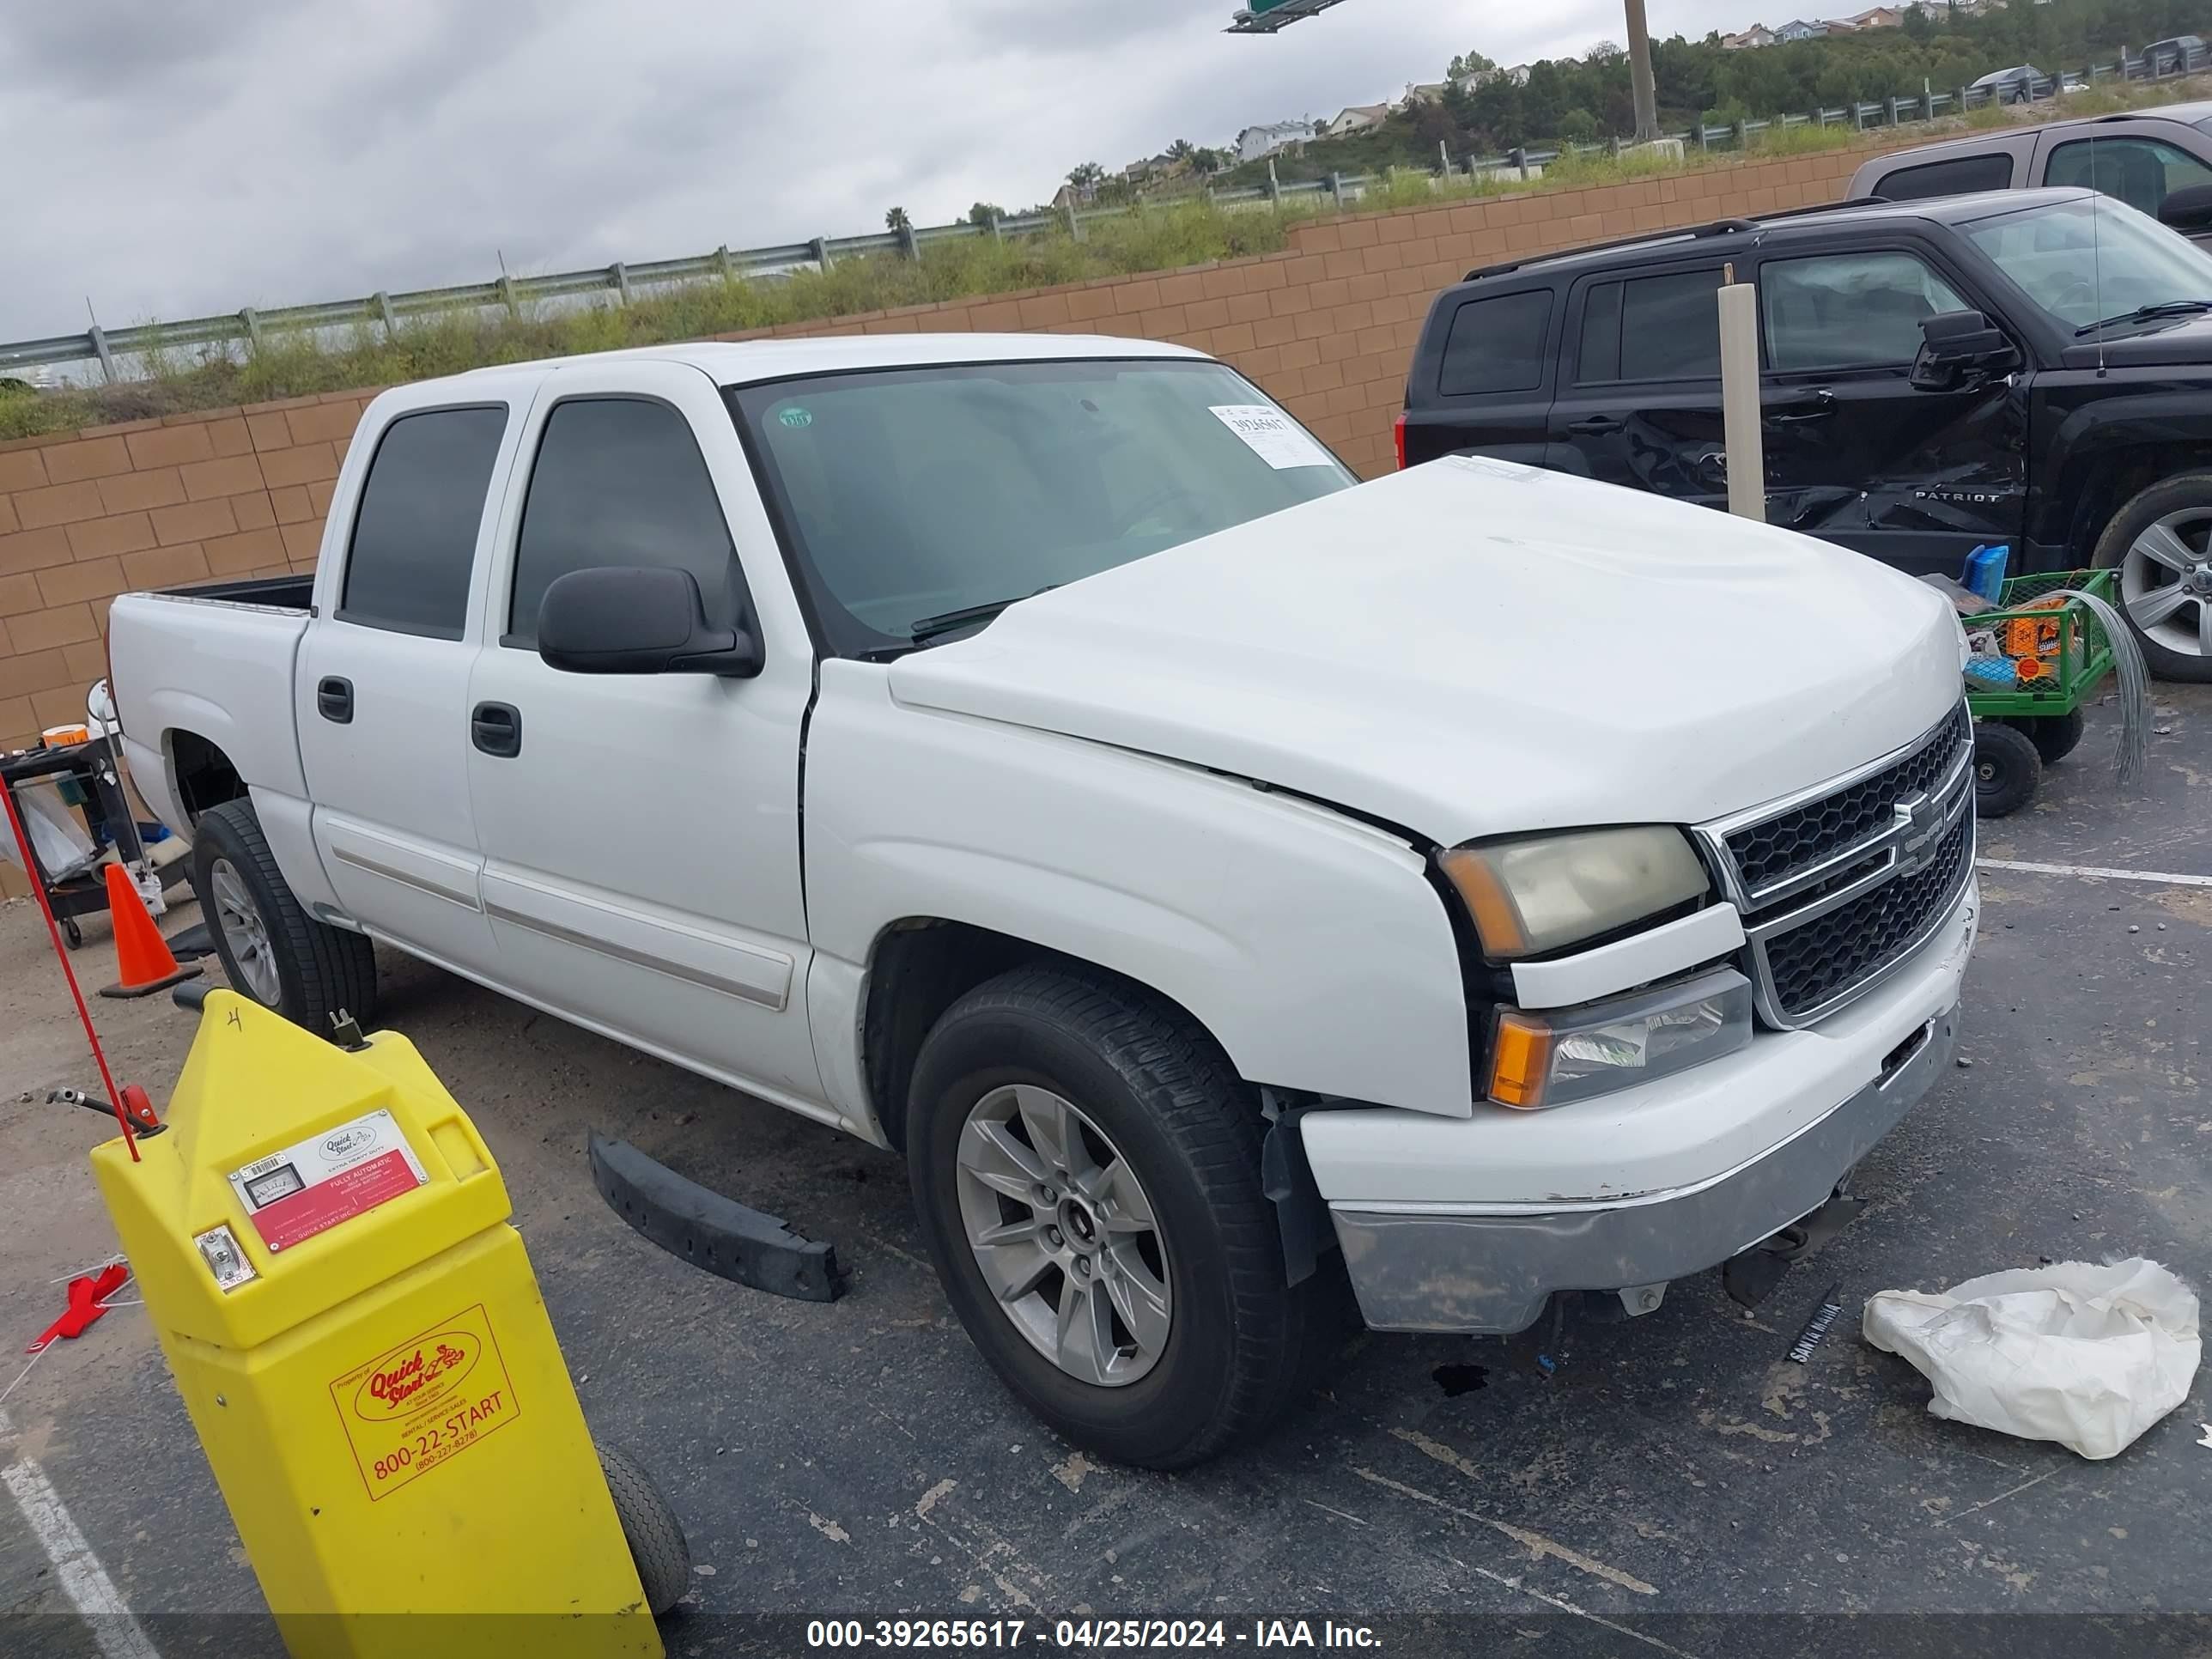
[1400,187,2212,679]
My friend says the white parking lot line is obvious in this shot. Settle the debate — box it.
[1977,857,2212,888]
[0,1407,159,1659]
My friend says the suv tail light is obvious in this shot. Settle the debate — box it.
[1392,412,1407,471]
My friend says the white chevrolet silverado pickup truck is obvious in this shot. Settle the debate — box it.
[107,336,1978,1468]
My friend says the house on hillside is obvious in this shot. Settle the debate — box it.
[1774,18,1832,39]
[1455,62,1531,90]
[1323,103,1391,137]
[1401,82,1449,106]
[1237,120,1315,163]
[1845,5,1905,25]
[1722,23,1777,47]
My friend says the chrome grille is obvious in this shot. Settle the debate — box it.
[1724,702,1972,901]
[1699,703,1975,1029]
[1762,817,1971,1016]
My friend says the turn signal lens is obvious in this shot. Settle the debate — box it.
[1485,969,1753,1111]
[1393,411,1408,470]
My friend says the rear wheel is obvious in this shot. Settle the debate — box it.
[906,965,1332,1470]
[191,799,378,1030]
[2009,708,2085,765]
[1973,720,2042,818]
[597,1441,690,1617]
[2092,474,2212,682]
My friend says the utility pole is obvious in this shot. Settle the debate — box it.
[1625,0,1660,145]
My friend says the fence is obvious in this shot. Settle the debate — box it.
[3,44,2203,383]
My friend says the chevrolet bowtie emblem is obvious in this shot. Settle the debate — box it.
[1893,791,1945,872]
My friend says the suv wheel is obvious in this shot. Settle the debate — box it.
[191,799,379,1030]
[906,965,1330,1469]
[2092,474,2212,681]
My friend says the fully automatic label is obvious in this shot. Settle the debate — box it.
[227,1108,427,1252]
[329,1303,519,1500]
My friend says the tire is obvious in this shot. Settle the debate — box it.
[906,964,1331,1470]
[2009,708,2085,765]
[1973,720,2041,818]
[2091,472,2212,682]
[598,1441,690,1617]
[190,799,378,1030]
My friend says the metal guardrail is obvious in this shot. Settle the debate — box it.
[3,47,2199,381]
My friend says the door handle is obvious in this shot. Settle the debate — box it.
[1768,391,1838,424]
[1567,416,1626,435]
[316,677,353,724]
[471,702,521,759]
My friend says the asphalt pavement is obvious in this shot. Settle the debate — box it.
[0,685,2205,1659]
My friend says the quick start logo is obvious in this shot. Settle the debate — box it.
[330,1304,517,1500]
[357,1334,478,1418]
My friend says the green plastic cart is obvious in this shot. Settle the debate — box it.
[1964,568,2118,817]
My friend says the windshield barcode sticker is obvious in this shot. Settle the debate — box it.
[1209,404,1335,470]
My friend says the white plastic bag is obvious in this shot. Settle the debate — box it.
[1864,1258,2200,1461]
[0,779,98,881]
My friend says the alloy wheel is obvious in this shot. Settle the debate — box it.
[2122,509,2212,659]
[209,857,281,1005]
[953,1084,1172,1388]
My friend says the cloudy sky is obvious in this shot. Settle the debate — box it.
[1,0,1750,341]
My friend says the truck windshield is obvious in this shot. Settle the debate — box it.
[727,358,1354,656]
[1962,195,2212,331]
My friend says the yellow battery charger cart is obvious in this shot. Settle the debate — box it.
[91,990,680,1658]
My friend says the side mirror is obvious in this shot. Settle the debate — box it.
[2158,183,2212,234]
[1911,309,2021,392]
[537,566,763,678]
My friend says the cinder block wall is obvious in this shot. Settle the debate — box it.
[0,141,1871,896]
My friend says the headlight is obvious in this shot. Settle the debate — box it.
[1487,969,1753,1110]
[1438,826,1711,961]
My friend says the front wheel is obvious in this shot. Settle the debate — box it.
[2092,473,2212,682]
[906,965,1331,1470]
[191,799,379,1030]
[1974,720,2042,817]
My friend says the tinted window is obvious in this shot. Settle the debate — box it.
[508,399,739,647]
[1438,290,1553,396]
[1763,252,1967,370]
[338,407,506,638]
[1874,152,2014,201]
[731,359,1352,657]
[2046,135,2212,217]
[1576,283,1625,383]
[1620,269,1723,380]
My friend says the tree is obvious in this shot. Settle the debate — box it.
[1559,107,1601,145]
[967,202,1006,226]
[1066,161,1106,191]
[1448,47,1497,82]
[1165,138,1197,162]
[884,205,912,233]
[1586,38,1625,63]
[1903,4,1933,41]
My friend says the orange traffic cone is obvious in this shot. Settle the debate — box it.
[96,863,202,1000]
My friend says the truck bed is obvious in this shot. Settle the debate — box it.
[107,573,319,825]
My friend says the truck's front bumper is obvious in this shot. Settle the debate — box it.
[1312,880,1976,1335]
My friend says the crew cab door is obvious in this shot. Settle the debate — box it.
[297,398,521,973]
[1753,246,2027,574]
[463,361,823,1107]
[1545,264,1731,510]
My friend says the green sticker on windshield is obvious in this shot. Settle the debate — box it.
[779,406,813,429]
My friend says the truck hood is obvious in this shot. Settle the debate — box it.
[886,457,1962,845]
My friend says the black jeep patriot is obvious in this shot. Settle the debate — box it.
[1400,186,2212,679]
